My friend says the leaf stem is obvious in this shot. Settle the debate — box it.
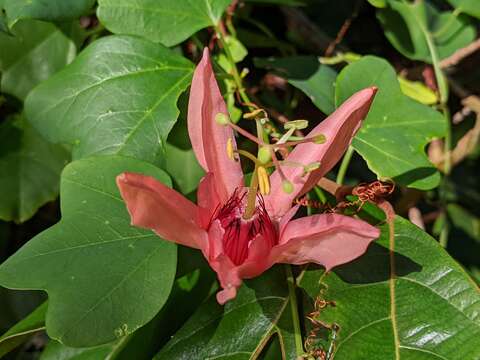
[285,265,304,357]
[336,146,354,185]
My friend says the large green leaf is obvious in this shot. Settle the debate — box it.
[254,56,337,115]
[300,217,480,359]
[2,0,95,27]
[25,35,193,164]
[97,0,232,47]
[0,156,177,347]
[0,116,69,222]
[155,266,298,360]
[377,0,476,62]
[336,56,446,190]
[0,20,76,100]
[447,0,480,19]
[0,301,46,358]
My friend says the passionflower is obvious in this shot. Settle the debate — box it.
[117,49,380,304]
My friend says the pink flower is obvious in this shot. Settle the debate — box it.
[116,49,380,304]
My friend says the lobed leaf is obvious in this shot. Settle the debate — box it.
[25,35,193,164]
[0,156,177,347]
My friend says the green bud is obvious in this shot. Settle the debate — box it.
[258,146,271,164]
[282,180,294,194]
[284,119,309,130]
[314,134,326,144]
[215,112,229,125]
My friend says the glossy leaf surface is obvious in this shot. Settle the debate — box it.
[300,217,480,359]
[0,20,76,100]
[0,156,177,347]
[336,56,446,190]
[97,0,232,46]
[25,35,193,164]
[155,266,297,359]
[2,0,94,27]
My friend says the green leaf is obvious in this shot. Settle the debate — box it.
[367,0,386,8]
[96,0,232,47]
[0,20,76,100]
[25,35,193,164]
[377,0,476,62]
[447,204,480,243]
[300,217,480,359]
[0,156,177,347]
[163,143,204,195]
[41,340,120,360]
[155,266,297,359]
[254,56,337,114]
[0,301,46,358]
[335,56,446,190]
[3,0,95,27]
[0,116,69,222]
[244,0,307,5]
[447,0,480,19]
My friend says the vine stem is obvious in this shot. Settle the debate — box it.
[285,265,304,357]
[336,146,354,185]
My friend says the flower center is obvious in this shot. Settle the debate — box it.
[212,190,277,266]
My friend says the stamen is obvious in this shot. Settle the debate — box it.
[226,138,235,160]
[257,166,270,195]
[243,166,259,220]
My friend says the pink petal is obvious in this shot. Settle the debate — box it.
[117,173,207,250]
[237,234,274,279]
[272,214,380,270]
[207,221,243,304]
[265,87,377,218]
[187,48,243,202]
[197,173,221,229]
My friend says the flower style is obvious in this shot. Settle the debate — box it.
[116,49,380,304]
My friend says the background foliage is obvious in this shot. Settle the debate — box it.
[0,0,479,359]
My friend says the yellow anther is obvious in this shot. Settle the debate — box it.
[284,119,309,130]
[304,162,321,174]
[257,166,270,195]
[243,108,267,120]
[226,138,235,160]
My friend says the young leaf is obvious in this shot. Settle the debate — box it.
[300,217,480,359]
[24,36,193,164]
[0,20,76,100]
[0,116,69,223]
[0,156,177,347]
[335,56,446,190]
[97,0,232,47]
[447,0,480,19]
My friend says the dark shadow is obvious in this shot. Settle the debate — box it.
[392,167,437,188]
[377,7,415,55]
[327,243,422,284]
[254,56,321,80]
